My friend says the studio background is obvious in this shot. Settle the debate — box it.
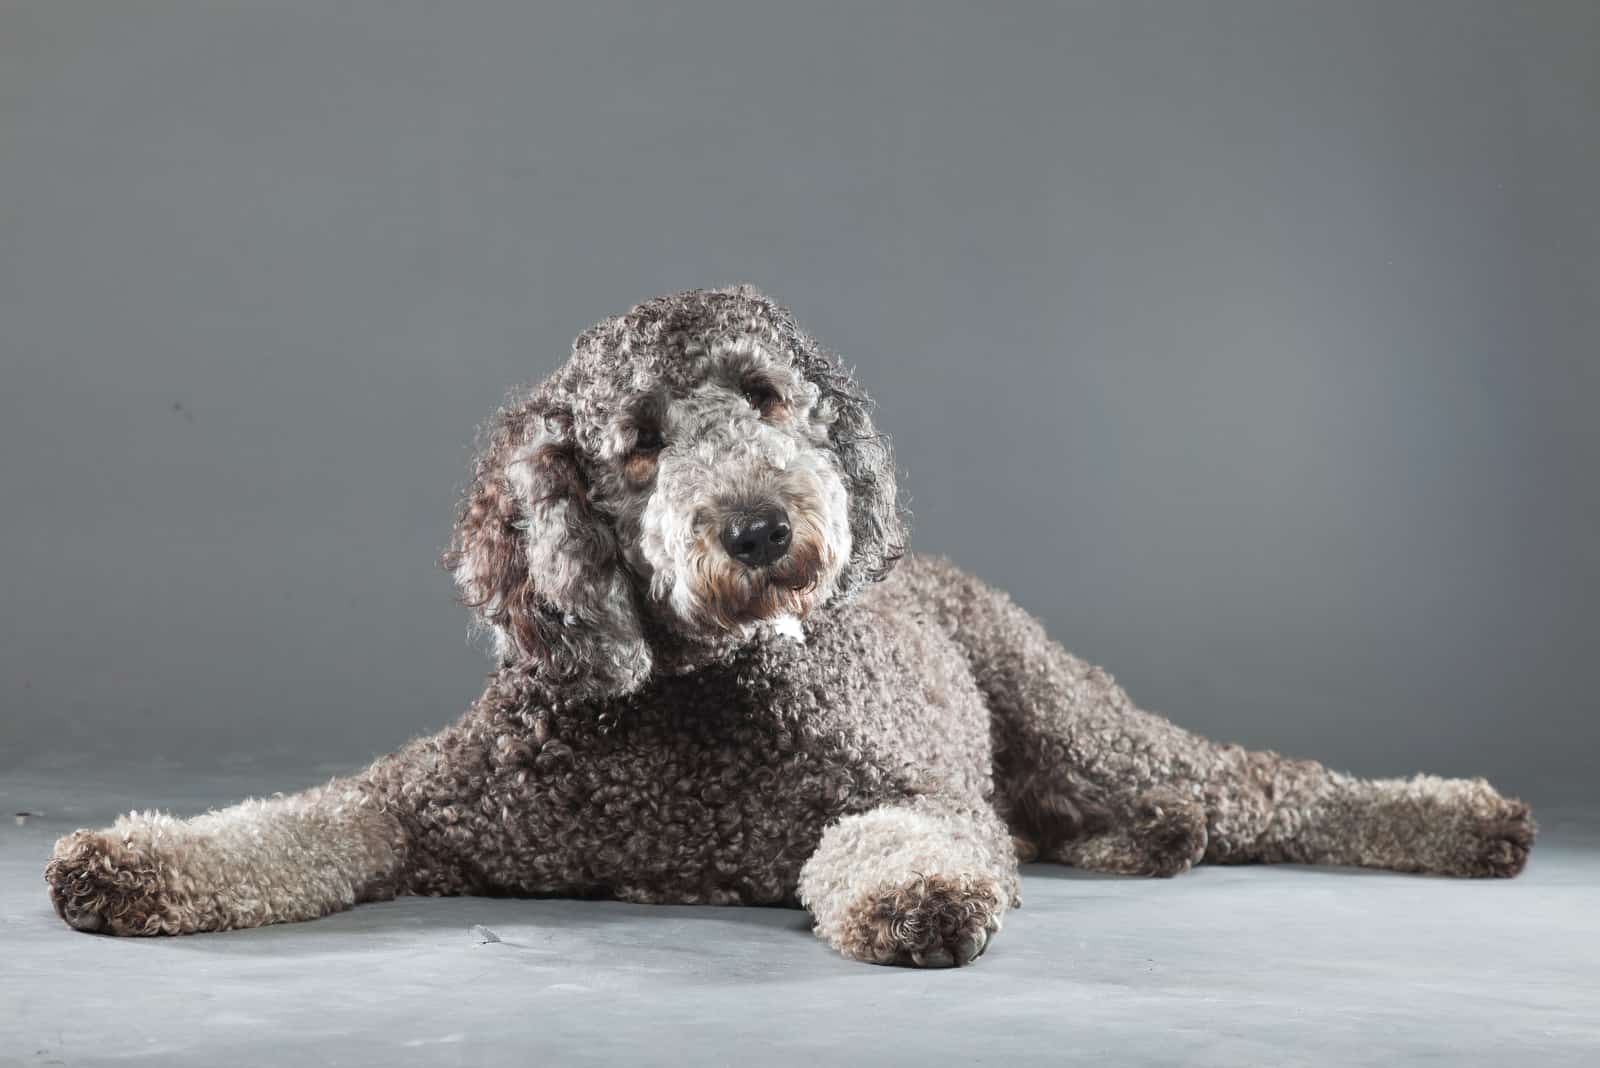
[3,1,1595,802]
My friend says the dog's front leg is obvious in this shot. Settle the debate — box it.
[44,780,406,935]
[798,798,1020,967]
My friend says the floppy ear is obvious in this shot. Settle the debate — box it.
[807,355,908,597]
[444,401,652,697]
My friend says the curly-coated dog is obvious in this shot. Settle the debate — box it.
[45,286,1535,966]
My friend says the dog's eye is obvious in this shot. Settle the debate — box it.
[743,383,783,417]
[630,426,664,455]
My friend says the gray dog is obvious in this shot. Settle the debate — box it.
[46,286,1534,966]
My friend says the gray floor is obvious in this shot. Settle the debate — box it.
[2,771,1596,1067]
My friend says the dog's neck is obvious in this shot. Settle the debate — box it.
[633,608,814,680]
[492,596,845,716]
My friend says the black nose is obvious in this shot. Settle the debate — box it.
[720,506,792,568]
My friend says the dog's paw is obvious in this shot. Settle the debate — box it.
[44,828,180,935]
[1055,789,1209,877]
[1124,790,1210,876]
[1443,788,1535,878]
[839,873,1006,968]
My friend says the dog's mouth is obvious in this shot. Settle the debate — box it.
[726,575,823,626]
[709,558,828,630]
[673,527,836,635]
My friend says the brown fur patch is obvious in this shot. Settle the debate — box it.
[622,450,660,485]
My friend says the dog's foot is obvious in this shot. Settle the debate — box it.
[1055,789,1209,877]
[1343,776,1536,878]
[1435,783,1536,878]
[44,827,186,936]
[838,873,1006,968]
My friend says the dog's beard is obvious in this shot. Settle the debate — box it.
[650,465,851,636]
[678,515,837,631]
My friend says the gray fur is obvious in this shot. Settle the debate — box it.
[45,286,1534,965]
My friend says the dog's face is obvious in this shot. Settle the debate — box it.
[605,333,853,636]
[446,287,904,697]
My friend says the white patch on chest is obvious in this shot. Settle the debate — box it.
[765,615,806,644]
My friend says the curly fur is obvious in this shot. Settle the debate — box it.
[45,285,1534,965]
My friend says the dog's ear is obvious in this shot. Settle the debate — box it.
[806,354,908,596]
[445,400,652,697]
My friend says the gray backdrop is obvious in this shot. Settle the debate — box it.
[2,1,1595,802]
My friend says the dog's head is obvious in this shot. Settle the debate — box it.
[445,286,905,697]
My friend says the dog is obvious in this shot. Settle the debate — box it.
[45,285,1535,966]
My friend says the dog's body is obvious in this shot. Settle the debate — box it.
[46,287,1533,965]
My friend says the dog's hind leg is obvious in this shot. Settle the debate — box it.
[1199,757,1536,877]
[886,555,1236,876]
[45,779,408,935]
[892,553,1534,878]
[1035,747,1534,878]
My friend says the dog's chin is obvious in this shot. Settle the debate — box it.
[725,597,815,631]
[715,577,825,632]
[680,560,832,637]
[662,529,843,642]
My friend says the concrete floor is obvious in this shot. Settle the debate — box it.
[2,771,1596,1067]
